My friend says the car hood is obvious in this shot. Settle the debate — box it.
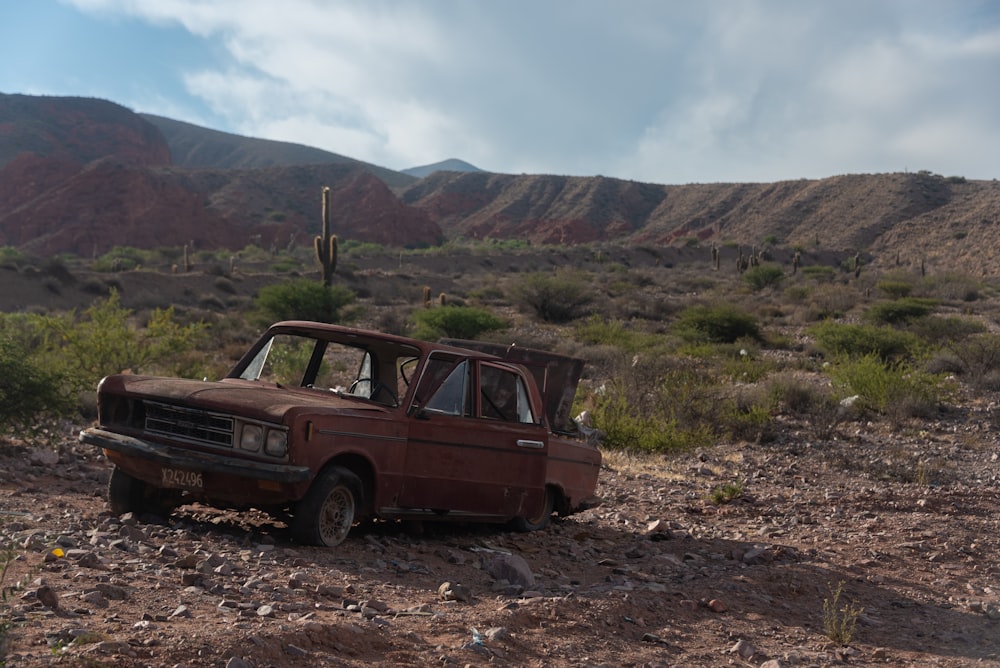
[100,374,387,423]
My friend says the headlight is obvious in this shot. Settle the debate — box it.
[239,424,263,452]
[264,429,287,457]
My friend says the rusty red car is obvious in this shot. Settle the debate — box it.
[80,321,602,546]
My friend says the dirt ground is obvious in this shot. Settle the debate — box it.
[2,396,1000,667]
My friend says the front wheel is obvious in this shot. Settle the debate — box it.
[107,466,178,518]
[291,467,362,546]
[511,486,556,533]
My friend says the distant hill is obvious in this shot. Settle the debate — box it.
[140,113,415,188]
[401,158,483,179]
[2,92,1000,274]
[0,93,169,168]
[0,94,440,255]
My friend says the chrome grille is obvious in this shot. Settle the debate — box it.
[144,401,234,447]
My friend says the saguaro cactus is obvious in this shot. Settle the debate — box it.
[315,187,339,287]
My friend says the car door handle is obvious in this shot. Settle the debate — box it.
[516,439,545,449]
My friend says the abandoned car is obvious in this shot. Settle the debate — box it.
[80,321,602,546]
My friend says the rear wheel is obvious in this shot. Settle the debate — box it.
[291,467,362,546]
[511,486,556,532]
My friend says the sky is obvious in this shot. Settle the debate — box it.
[1,0,999,184]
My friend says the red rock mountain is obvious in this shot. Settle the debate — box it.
[2,93,999,272]
[0,94,440,256]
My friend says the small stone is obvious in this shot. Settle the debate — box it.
[284,644,308,657]
[95,583,130,601]
[707,599,728,613]
[169,604,192,619]
[35,585,60,610]
[257,604,275,618]
[487,554,535,588]
[730,638,756,658]
[438,582,472,602]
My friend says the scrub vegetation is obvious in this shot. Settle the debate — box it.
[1,238,999,462]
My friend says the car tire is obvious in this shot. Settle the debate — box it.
[108,466,145,515]
[511,486,555,532]
[291,467,362,547]
[108,466,178,518]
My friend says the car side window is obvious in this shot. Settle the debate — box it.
[422,359,470,416]
[479,364,535,424]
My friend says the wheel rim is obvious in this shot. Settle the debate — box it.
[318,485,355,546]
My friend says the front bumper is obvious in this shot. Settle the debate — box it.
[80,427,311,484]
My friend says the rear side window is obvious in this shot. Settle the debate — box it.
[479,364,535,424]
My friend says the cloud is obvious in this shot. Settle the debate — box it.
[64,0,1000,181]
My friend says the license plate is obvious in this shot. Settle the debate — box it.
[161,467,204,490]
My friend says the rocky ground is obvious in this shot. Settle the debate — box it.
[2,400,1000,668]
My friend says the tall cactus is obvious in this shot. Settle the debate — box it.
[315,187,338,287]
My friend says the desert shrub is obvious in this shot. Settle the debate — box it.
[584,356,721,453]
[945,333,1000,390]
[341,240,386,255]
[907,315,986,346]
[92,246,151,272]
[214,277,237,294]
[0,246,30,270]
[809,321,923,361]
[269,259,300,273]
[801,265,837,282]
[590,392,714,453]
[876,279,914,299]
[512,270,595,323]
[0,336,73,437]
[826,354,946,421]
[806,283,862,320]
[673,303,761,344]
[574,315,665,354]
[863,298,937,325]
[764,372,845,438]
[783,285,811,303]
[743,263,785,291]
[410,305,506,341]
[721,352,775,384]
[917,272,981,301]
[255,279,356,324]
[39,291,208,393]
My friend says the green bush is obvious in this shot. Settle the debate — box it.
[255,279,356,324]
[907,315,986,346]
[36,291,208,393]
[574,315,665,354]
[801,265,837,282]
[410,305,507,341]
[0,246,30,270]
[946,333,1000,390]
[809,321,922,361]
[876,280,913,299]
[512,270,595,323]
[0,292,205,433]
[92,246,153,272]
[743,264,785,291]
[0,336,73,437]
[591,392,714,453]
[918,272,981,301]
[864,298,937,325]
[827,354,947,420]
[674,303,761,344]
